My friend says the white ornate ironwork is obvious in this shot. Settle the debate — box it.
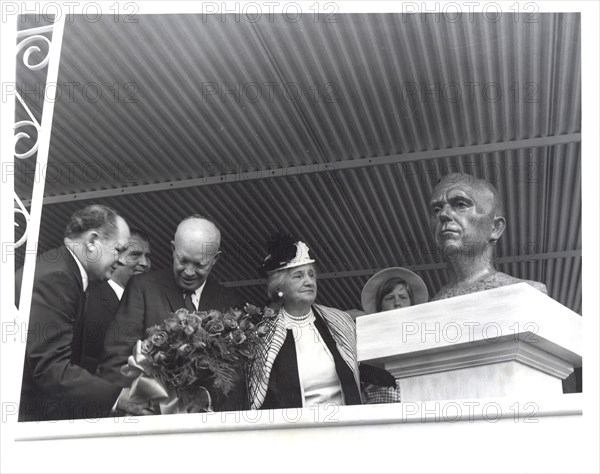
[14,90,42,160]
[16,34,52,71]
[12,29,49,247]
[14,27,51,160]
[14,119,40,160]
[14,193,30,249]
[13,18,66,317]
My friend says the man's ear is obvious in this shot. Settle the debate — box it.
[170,241,175,252]
[86,230,100,247]
[491,216,506,243]
[212,251,221,265]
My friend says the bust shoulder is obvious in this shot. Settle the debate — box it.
[521,278,548,294]
[490,272,548,294]
[432,272,547,301]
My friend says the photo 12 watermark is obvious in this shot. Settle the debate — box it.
[1,399,540,425]
[400,319,539,344]
[2,2,140,24]
[199,2,339,23]
[400,2,539,23]
[201,81,341,104]
[5,82,140,105]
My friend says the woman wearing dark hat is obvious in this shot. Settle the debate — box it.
[247,235,363,410]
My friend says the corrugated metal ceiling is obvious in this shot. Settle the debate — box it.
[14,13,582,313]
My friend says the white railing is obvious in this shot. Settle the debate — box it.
[13,17,65,319]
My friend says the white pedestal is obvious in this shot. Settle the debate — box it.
[356,283,582,402]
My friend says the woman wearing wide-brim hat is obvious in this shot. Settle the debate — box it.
[357,267,428,404]
[361,267,429,314]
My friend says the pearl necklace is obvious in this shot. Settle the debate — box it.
[281,307,314,328]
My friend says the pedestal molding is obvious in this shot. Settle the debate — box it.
[385,339,574,379]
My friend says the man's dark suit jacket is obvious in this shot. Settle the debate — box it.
[98,268,247,411]
[80,281,120,375]
[16,246,121,421]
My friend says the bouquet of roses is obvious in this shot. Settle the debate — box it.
[122,303,275,414]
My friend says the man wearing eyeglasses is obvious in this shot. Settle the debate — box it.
[98,215,244,411]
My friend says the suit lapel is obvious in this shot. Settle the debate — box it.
[101,282,120,314]
[62,245,84,292]
[198,277,215,310]
[63,247,86,364]
[163,272,185,312]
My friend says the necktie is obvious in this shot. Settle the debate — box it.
[183,291,196,312]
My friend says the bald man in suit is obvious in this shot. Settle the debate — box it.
[98,215,246,411]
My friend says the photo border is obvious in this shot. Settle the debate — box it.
[1,1,598,472]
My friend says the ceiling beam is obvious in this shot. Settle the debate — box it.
[26,133,581,207]
[221,249,582,287]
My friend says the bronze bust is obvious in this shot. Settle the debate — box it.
[428,173,547,301]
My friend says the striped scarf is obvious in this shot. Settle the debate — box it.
[248,304,360,410]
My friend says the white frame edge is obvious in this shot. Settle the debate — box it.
[14,393,582,441]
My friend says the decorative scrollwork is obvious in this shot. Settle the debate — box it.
[16,34,52,71]
[14,120,41,160]
[14,193,30,249]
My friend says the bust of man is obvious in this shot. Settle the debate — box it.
[428,172,547,301]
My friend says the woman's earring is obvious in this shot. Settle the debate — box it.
[277,291,284,298]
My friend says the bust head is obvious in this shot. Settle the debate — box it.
[428,173,506,259]
[428,173,549,300]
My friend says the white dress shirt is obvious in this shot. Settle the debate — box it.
[107,279,124,300]
[184,281,207,310]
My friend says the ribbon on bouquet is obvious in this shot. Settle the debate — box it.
[120,340,213,414]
